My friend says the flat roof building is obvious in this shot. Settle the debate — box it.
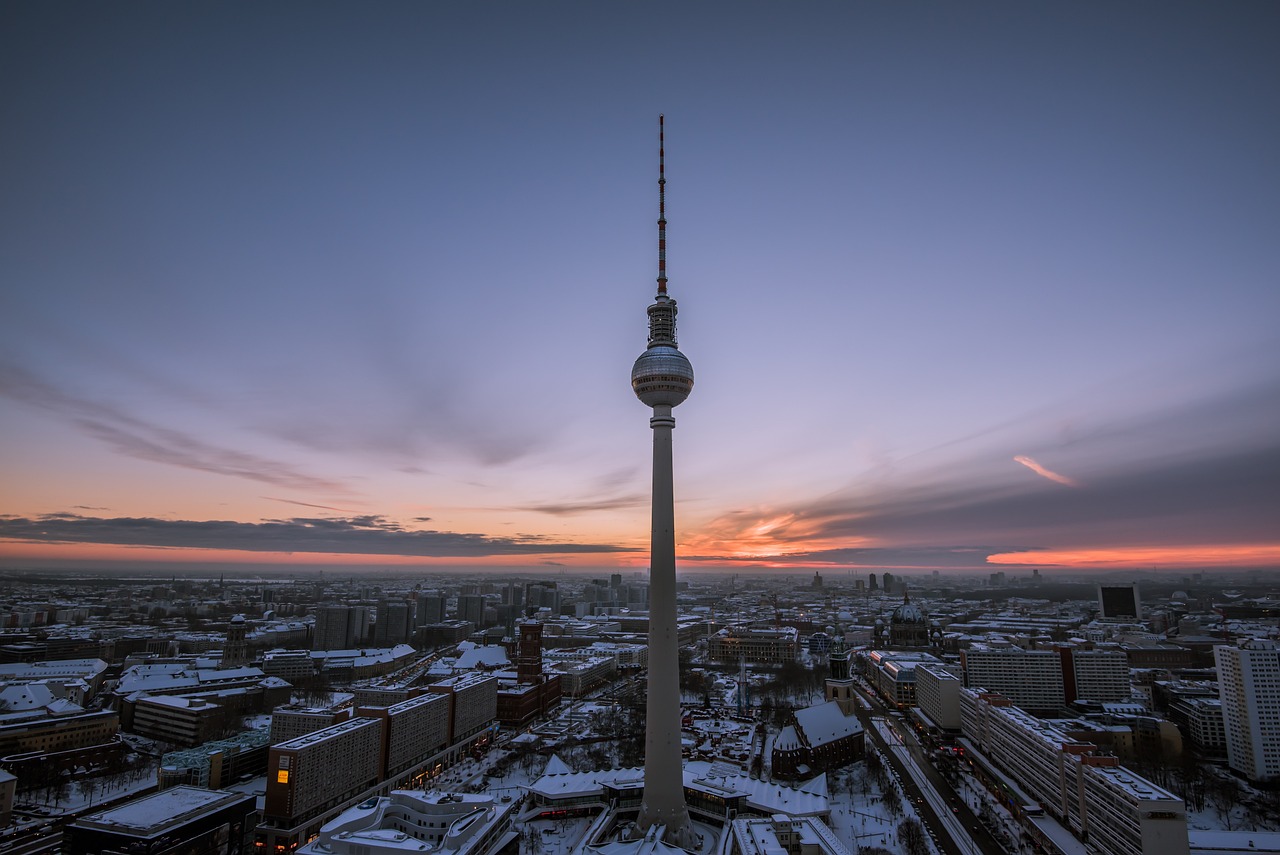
[64,786,255,855]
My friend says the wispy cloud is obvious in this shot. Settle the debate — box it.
[0,513,641,557]
[1013,455,1079,487]
[0,360,348,493]
[261,496,358,512]
[519,494,647,516]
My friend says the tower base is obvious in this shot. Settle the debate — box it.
[635,807,698,852]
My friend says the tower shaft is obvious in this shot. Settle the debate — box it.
[637,405,693,844]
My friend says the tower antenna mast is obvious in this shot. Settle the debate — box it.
[658,114,667,296]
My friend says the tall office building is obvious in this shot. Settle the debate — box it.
[457,594,486,628]
[1098,583,1143,620]
[1215,639,1280,782]
[630,115,695,847]
[416,592,447,626]
[312,606,369,651]
[373,600,414,646]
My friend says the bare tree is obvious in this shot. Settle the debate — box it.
[881,784,902,817]
[896,818,929,855]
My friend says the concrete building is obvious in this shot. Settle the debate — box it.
[264,717,384,842]
[313,606,370,651]
[1215,639,1280,782]
[913,662,963,731]
[270,705,353,744]
[262,650,317,681]
[298,789,518,855]
[416,592,448,626]
[65,787,256,855]
[425,673,498,743]
[709,627,800,664]
[960,688,1188,855]
[357,692,451,778]
[0,769,14,827]
[1098,583,1143,620]
[864,649,943,707]
[728,813,853,855]
[960,643,1130,714]
[0,707,118,757]
[373,600,414,646]
[456,595,487,629]
[132,695,231,747]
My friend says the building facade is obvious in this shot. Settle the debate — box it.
[1215,639,1280,782]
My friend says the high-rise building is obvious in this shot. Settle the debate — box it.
[1098,583,1143,620]
[416,592,447,626]
[372,600,413,646]
[1215,639,1280,782]
[630,115,695,848]
[312,606,369,651]
[456,594,486,629]
[960,643,1130,714]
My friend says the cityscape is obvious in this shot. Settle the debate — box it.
[2,4,1278,855]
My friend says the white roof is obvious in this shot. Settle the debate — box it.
[793,701,862,747]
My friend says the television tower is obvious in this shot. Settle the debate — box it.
[631,115,696,848]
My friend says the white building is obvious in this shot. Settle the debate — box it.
[960,643,1130,713]
[961,645,1065,712]
[298,789,517,855]
[1215,639,1280,782]
[914,663,963,730]
[728,813,852,855]
[960,688,1188,855]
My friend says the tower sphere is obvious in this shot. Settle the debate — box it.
[632,344,694,408]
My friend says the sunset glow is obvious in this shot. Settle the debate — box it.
[1,5,1277,575]
[987,544,1280,569]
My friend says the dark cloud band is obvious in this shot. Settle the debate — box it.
[0,513,640,558]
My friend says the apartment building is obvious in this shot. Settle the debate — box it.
[426,673,498,743]
[264,717,384,837]
[960,688,1188,855]
[961,643,1130,714]
[358,691,450,778]
[1215,639,1280,782]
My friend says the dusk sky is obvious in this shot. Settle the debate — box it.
[2,2,1277,575]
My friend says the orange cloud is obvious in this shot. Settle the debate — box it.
[1013,455,1079,487]
[988,543,1280,568]
[681,508,861,561]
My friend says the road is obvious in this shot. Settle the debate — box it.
[851,681,1007,855]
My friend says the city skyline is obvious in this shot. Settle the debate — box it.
[2,3,1278,574]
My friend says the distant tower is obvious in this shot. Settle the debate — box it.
[221,614,248,668]
[632,115,696,848]
[517,621,544,685]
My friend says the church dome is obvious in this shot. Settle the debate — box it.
[890,596,926,625]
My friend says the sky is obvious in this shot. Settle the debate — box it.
[1,2,1278,576]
